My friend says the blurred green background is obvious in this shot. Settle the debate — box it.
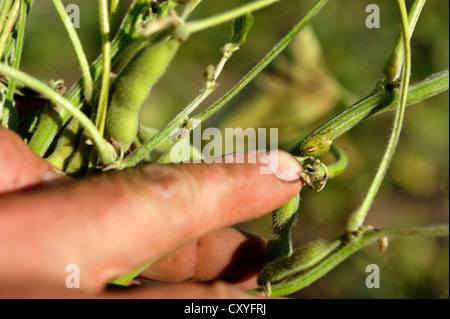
[20,0,448,298]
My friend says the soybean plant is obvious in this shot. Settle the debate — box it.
[252,0,449,297]
[0,0,448,298]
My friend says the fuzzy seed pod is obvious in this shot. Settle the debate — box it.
[106,39,180,152]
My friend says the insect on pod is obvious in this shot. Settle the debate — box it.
[297,131,344,191]
[299,134,333,157]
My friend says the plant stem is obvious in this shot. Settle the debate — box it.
[110,0,120,28]
[176,0,279,38]
[288,0,430,156]
[287,69,449,156]
[1,0,27,128]
[155,22,253,164]
[109,241,186,286]
[119,97,193,169]
[96,0,111,135]
[379,0,426,87]
[0,0,19,59]
[108,260,155,286]
[82,0,112,173]
[346,0,412,233]
[51,0,94,103]
[253,224,449,297]
[180,0,202,20]
[0,0,13,37]
[193,0,329,124]
[0,63,116,165]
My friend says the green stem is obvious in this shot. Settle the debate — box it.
[288,69,449,156]
[0,0,19,59]
[300,144,348,180]
[1,0,27,128]
[175,0,279,38]
[109,241,186,286]
[108,260,155,286]
[253,224,449,297]
[120,97,193,169]
[0,0,13,37]
[379,0,426,86]
[193,0,328,124]
[0,28,14,66]
[96,0,111,135]
[155,15,254,164]
[180,0,202,20]
[110,0,120,28]
[51,0,94,103]
[83,0,112,173]
[0,63,116,165]
[346,0,412,233]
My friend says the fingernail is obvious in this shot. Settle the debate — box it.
[259,150,302,183]
[42,168,71,185]
[42,169,65,181]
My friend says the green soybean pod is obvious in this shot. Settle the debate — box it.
[64,135,91,177]
[46,117,82,170]
[264,193,300,264]
[257,237,342,288]
[106,39,180,152]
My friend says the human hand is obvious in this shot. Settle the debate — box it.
[0,127,302,298]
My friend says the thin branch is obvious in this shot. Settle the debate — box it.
[192,0,329,123]
[96,0,111,135]
[346,0,412,233]
[0,0,19,59]
[175,0,279,39]
[51,0,94,103]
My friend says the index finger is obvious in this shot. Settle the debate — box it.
[0,150,302,292]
